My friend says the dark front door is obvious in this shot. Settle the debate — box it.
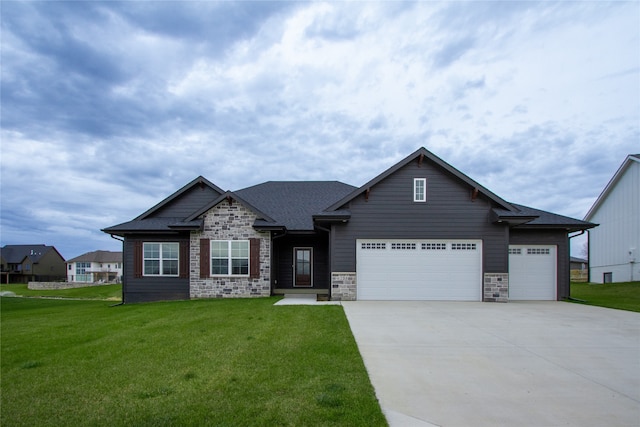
[294,248,312,287]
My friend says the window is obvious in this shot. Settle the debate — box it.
[451,243,477,250]
[391,242,417,250]
[143,243,179,276]
[423,243,447,250]
[211,240,249,276]
[509,248,522,255]
[527,248,550,255]
[361,242,387,250]
[76,262,91,282]
[414,178,426,202]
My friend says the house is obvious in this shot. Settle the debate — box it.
[570,256,588,282]
[103,147,595,303]
[66,250,123,283]
[584,154,640,283]
[0,244,66,283]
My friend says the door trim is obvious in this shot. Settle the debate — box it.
[293,247,313,287]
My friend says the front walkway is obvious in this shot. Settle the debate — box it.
[342,301,640,427]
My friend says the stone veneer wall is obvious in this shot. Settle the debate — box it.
[331,272,357,301]
[484,273,509,302]
[190,200,270,298]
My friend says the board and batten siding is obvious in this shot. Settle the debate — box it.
[588,160,640,283]
[331,159,509,274]
[509,229,569,300]
[123,234,191,303]
[149,185,222,218]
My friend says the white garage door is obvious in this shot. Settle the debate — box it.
[356,239,482,301]
[509,245,557,300]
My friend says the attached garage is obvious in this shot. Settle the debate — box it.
[508,245,557,300]
[356,239,483,301]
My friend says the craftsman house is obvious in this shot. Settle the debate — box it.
[103,147,595,303]
[0,244,66,283]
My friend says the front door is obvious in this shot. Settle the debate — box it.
[294,248,312,287]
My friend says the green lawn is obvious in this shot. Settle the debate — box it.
[570,281,640,312]
[0,283,122,301]
[1,297,386,426]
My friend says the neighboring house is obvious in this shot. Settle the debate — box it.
[584,154,640,283]
[66,250,123,283]
[103,147,595,303]
[0,244,66,283]
[570,256,588,282]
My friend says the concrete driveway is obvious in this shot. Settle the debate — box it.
[342,301,640,427]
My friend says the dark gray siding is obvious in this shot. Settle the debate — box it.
[273,233,330,289]
[509,229,570,300]
[331,159,509,273]
[123,234,190,303]
[150,186,221,218]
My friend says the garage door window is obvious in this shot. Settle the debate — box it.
[391,243,417,250]
[527,248,550,255]
[361,242,386,250]
[451,243,477,250]
[423,243,446,250]
[509,248,522,255]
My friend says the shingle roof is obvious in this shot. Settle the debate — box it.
[504,204,596,231]
[103,217,203,234]
[0,245,63,263]
[66,250,122,263]
[235,181,357,230]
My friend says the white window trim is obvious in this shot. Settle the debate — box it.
[143,242,180,277]
[414,178,427,202]
[210,240,250,277]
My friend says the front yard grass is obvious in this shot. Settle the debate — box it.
[1,297,386,426]
[570,281,640,312]
[0,283,122,301]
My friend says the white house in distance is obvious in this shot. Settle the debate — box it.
[66,250,123,283]
[584,154,640,283]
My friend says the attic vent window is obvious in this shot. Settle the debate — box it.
[414,178,426,202]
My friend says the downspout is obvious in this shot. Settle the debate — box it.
[109,234,125,306]
[567,230,586,300]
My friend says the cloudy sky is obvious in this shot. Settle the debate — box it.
[1,1,638,259]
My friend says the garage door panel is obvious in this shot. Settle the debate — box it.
[509,245,556,300]
[357,239,482,301]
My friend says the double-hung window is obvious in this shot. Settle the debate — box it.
[143,243,179,276]
[414,178,427,202]
[211,240,249,276]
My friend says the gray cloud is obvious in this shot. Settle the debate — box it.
[1,1,638,258]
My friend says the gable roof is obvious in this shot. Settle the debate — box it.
[0,244,65,263]
[67,250,122,264]
[325,147,516,212]
[584,154,640,221]
[185,190,278,224]
[135,176,224,220]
